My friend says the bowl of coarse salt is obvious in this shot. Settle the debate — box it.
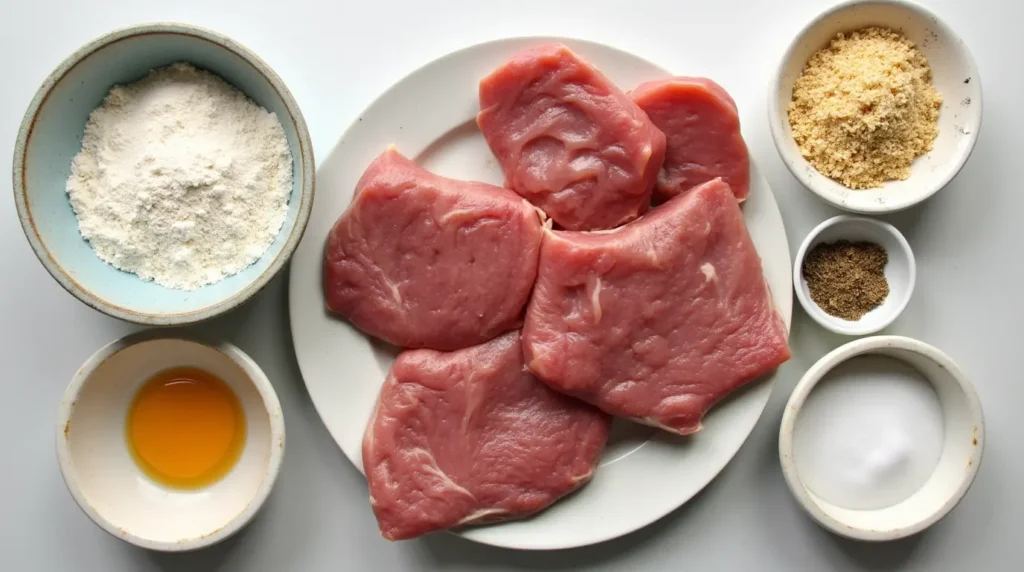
[779,336,984,541]
[768,0,982,214]
[13,23,314,325]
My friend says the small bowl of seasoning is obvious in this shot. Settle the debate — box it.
[13,23,314,325]
[56,331,285,551]
[794,215,915,335]
[769,0,982,213]
[779,335,984,541]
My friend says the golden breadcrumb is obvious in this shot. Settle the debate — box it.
[788,27,942,189]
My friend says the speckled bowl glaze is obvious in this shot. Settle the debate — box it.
[13,23,314,325]
[57,330,285,551]
[769,0,982,213]
[779,336,984,541]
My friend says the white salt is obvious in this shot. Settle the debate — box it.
[793,355,945,510]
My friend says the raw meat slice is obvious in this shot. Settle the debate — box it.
[363,331,611,541]
[522,179,789,434]
[324,149,544,350]
[630,77,750,202]
[477,43,666,231]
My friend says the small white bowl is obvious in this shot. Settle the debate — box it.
[769,0,982,213]
[794,215,915,335]
[56,331,285,551]
[779,336,984,541]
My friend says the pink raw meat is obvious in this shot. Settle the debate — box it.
[324,149,544,350]
[630,77,750,202]
[477,43,666,231]
[523,179,789,434]
[363,331,611,541]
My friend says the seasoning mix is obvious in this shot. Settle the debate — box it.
[802,240,889,321]
[788,27,942,189]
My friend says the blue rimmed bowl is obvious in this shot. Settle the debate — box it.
[13,23,314,325]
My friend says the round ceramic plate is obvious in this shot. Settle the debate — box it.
[288,37,793,550]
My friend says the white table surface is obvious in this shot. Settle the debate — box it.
[2,0,1018,569]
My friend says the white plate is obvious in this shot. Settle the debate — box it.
[288,37,793,550]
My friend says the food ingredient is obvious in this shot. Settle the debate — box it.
[802,240,888,321]
[127,367,246,489]
[794,356,944,510]
[323,149,544,350]
[67,62,293,290]
[630,77,750,202]
[477,43,666,231]
[363,331,610,541]
[522,179,791,435]
[788,27,942,189]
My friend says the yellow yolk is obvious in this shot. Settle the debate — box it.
[126,367,246,489]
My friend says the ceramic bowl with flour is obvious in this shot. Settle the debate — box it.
[13,23,314,325]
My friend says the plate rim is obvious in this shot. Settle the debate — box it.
[288,35,793,550]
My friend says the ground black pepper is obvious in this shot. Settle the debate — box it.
[802,240,889,321]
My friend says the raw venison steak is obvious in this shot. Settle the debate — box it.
[477,43,666,231]
[522,179,789,434]
[324,149,544,350]
[630,77,750,202]
[363,331,611,541]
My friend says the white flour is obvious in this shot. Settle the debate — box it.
[67,62,292,290]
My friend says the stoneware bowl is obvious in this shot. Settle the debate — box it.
[779,336,984,541]
[794,215,915,336]
[769,0,982,213]
[56,331,285,551]
[13,23,314,325]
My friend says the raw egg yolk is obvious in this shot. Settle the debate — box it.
[126,367,246,489]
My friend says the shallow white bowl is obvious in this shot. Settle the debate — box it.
[779,336,984,541]
[769,0,982,213]
[794,215,915,335]
[56,332,285,551]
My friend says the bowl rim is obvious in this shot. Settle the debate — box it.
[793,215,916,336]
[11,22,315,326]
[778,335,985,541]
[767,0,983,214]
[55,329,286,552]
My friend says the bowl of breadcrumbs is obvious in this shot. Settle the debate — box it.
[769,0,982,214]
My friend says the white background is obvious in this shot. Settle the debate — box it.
[1,0,1018,569]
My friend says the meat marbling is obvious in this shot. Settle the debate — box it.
[630,77,750,202]
[522,179,790,434]
[324,149,544,350]
[363,331,611,541]
[477,43,666,231]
